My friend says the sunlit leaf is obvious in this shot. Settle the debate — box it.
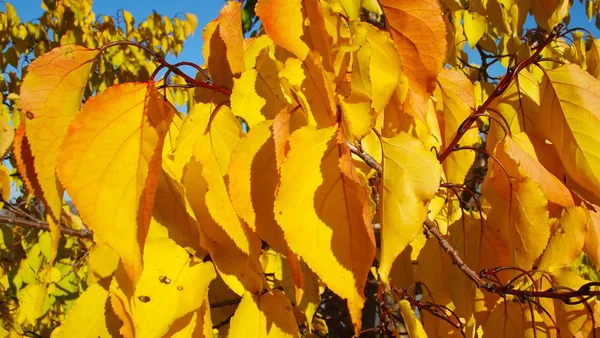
[52,284,120,338]
[218,1,245,75]
[57,82,174,283]
[536,64,600,205]
[228,120,287,252]
[256,0,331,70]
[379,132,441,284]
[20,45,99,261]
[132,238,216,338]
[399,300,427,338]
[538,206,589,271]
[274,124,375,332]
[183,105,264,295]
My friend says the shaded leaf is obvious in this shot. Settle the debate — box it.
[228,290,299,337]
[274,125,375,332]
[379,0,447,120]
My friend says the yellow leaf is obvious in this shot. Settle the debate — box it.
[20,45,99,261]
[57,82,174,284]
[231,39,286,128]
[199,19,233,105]
[279,54,337,127]
[463,11,487,49]
[339,91,377,140]
[536,64,600,205]
[584,205,600,269]
[89,241,120,282]
[379,132,441,284]
[538,206,588,271]
[485,175,550,270]
[164,300,213,338]
[588,39,600,79]
[17,283,48,326]
[193,106,249,254]
[274,125,376,332]
[256,0,331,70]
[13,125,43,209]
[184,13,198,36]
[399,300,427,338]
[0,166,10,207]
[122,10,134,34]
[228,121,287,252]
[482,298,549,337]
[132,238,216,338]
[531,0,569,31]
[170,103,215,180]
[183,106,264,295]
[502,133,574,207]
[539,268,596,337]
[436,69,476,184]
[5,4,18,25]
[151,166,204,254]
[379,0,447,122]
[52,284,119,338]
[218,1,245,75]
[340,0,363,20]
[228,290,299,337]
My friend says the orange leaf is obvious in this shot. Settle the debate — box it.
[228,120,287,253]
[274,125,375,333]
[279,54,337,127]
[198,19,232,105]
[13,124,43,199]
[230,36,287,128]
[20,45,99,221]
[379,0,447,120]
[219,1,245,75]
[256,0,331,70]
[183,106,264,295]
[57,82,174,284]
[20,45,99,262]
[502,133,574,207]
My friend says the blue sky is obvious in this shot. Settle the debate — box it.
[12,0,224,65]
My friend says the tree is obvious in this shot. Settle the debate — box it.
[2,0,600,337]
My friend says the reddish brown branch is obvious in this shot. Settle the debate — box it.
[0,212,93,239]
[437,24,563,163]
[423,219,487,289]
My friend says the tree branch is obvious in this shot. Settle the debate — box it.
[0,212,93,239]
[347,142,382,174]
[422,219,487,289]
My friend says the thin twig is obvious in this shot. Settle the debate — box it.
[347,142,382,174]
[0,212,93,239]
[422,219,487,289]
